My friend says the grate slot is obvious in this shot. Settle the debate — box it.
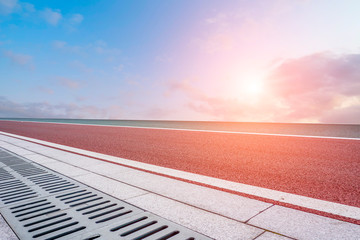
[120,220,158,237]
[39,180,68,187]
[43,183,74,190]
[56,189,87,199]
[0,184,27,192]
[31,176,60,182]
[32,221,80,238]
[133,225,168,240]
[70,197,102,207]
[83,203,117,215]
[64,194,97,204]
[18,168,45,173]
[34,178,61,187]
[110,216,148,232]
[45,226,86,240]
[2,192,37,201]
[21,172,46,177]
[19,209,61,221]
[156,231,180,240]
[23,213,67,227]
[31,177,60,183]
[88,207,124,219]
[10,199,47,210]
[12,202,51,213]
[34,178,63,185]
[0,187,30,196]
[60,191,92,201]
[76,200,111,212]
[95,210,132,223]
[15,205,56,217]
[0,180,22,187]
[83,234,101,240]
[4,194,38,204]
[0,189,33,198]
[28,217,73,232]
[29,174,56,181]
[0,176,15,181]
[49,186,79,194]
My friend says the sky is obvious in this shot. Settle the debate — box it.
[1,0,360,123]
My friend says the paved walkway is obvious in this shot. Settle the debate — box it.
[0,133,359,240]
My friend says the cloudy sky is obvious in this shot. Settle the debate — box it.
[1,0,360,123]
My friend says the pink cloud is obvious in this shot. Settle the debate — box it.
[57,77,80,89]
[167,79,277,121]
[320,106,360,124]
[167,52,360,123]
[70,60,93,73]
[37,86,54,95]
[267,52,360,123]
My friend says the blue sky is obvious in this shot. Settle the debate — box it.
[1,0,360,123]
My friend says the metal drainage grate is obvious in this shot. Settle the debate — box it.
[0,155,29,167]
[0,148,212,240]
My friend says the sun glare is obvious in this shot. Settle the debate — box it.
[242,74,264,97]
[245,80,263,95]
[230,71,266,101]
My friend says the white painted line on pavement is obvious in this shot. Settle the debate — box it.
[1,131,359,221]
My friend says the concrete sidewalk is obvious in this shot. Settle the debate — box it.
[0,133,359,240]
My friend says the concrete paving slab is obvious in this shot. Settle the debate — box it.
[73,173,149,200]
[248,205,360,240]
[23,154,58,164]
[39,150,109,168]
[0,145,34,156]
[0,215,18,240]
[41,161,91,177]
[99,167,271,222]
[127,193,264,240]
[79,161,135,176]
[255,231,293,240]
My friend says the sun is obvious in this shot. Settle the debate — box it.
[245,80,263,95]
[242,74,264,97]
[230,70,266,100]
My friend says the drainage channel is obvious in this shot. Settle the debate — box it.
[0,148,212,240]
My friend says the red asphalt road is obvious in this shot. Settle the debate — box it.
[1,121,360,209]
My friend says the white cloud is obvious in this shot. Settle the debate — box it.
[0,96,122,119]
[92,40,121,55]
[0,0,19,15]
[41,8,62,26]
[21,2,34,12]
[70,60,93,73]
[52,40,67,49]
[3,50,34,69]
[52,40,81,53]
[113,64,123,72]
[57,77,80,89]
[69,13,83,24]
[37,86,54,95]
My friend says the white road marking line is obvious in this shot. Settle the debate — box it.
[1,131,359,221]
[1,119,359,140]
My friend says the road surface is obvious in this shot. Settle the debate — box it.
[0,120,359,210]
